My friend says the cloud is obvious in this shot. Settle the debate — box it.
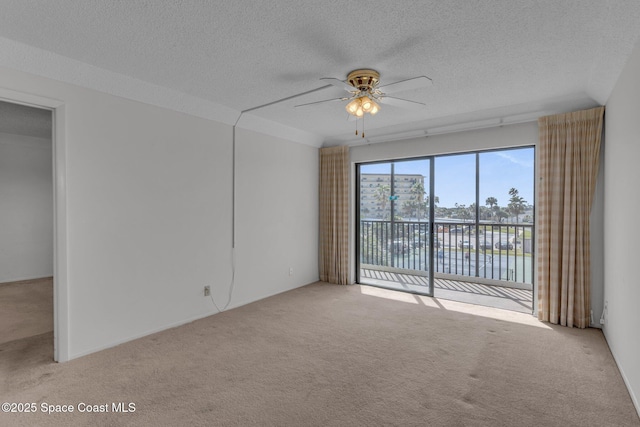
[496,152,533,168]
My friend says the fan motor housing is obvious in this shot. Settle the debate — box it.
[347,69,380,92]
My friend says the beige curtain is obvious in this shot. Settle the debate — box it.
[319,146,350,285]
[537,106,604,328]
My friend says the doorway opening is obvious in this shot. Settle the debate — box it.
[356,147,535,313]
[0,100,54,360]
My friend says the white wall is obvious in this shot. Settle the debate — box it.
[350,122,538,163]
[0,132,52,283]
[349,122,606,327]
[234,128,319,304]
[603,40,640,413]
[0,65,319,360]
[590,142,605,327]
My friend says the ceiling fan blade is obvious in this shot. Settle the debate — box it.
[320,77,355,92]
[378,76,433,94]
[295,97,346,108]
[379,96,426,108]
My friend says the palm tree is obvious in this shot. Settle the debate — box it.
[408,182,426,220]
[507,188,527,223]
[485,197,498,221]
[455,203,471,222]
[424,195,439,218]
[426,195,440,206]
[485,196,498,208]
[468,203,477,220]
[374,184,390,219]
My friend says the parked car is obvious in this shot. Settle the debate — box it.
[458,240,473,249]
[509,237,523,248]
[478,241,493,250]
[494,241,514,250]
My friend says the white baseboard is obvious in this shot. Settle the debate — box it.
[602,330,640,418]
[67,279,318,361]
[68,309,218,360]
[0,275,53,286]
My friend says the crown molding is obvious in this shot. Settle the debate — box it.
[0,36,323,147]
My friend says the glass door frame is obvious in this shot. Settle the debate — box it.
[355,146,536,310]
[355,156,435,297]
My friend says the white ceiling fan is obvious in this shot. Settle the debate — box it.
[295,69,433,118]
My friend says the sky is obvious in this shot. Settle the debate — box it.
[360,147,534,208]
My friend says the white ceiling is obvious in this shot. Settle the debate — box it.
[1,0,639,146]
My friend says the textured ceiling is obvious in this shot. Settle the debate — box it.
[0,0,639,146]
[0,100,51,139]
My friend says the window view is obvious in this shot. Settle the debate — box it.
[360,159,431,277]
[358,147,535,300]
[434,153,477,278]
[478,149,534,283]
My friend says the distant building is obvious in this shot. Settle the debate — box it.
[360,173,425,218]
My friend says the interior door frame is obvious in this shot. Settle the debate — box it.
[0,87,68,362]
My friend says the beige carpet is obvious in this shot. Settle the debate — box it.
[0,277,53,344]
[1,281,638,426]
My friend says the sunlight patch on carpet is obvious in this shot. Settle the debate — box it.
[359,285,550,329]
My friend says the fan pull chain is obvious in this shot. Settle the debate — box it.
[355,117,358,136]
[362,114,365,138]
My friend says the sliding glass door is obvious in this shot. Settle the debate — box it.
[357,157,434,296]
[356,147,535,303]
[433,153,477,278]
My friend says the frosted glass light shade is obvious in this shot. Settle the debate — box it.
[346,99,360,115]
[345,96,380,117]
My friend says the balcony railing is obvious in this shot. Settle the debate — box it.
[359,220,534,287]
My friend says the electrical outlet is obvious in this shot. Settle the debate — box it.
[600,300,608,325]
[204,285,210,296]
[289,267,293,276]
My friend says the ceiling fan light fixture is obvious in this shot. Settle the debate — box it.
[361,97,380,115]
[300,68,431,139]
[346,98,360,115]
[361,96,373,112]
[346,95,380,117]
[347,69,380,91]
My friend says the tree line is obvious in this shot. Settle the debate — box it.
[363,182,530,223]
